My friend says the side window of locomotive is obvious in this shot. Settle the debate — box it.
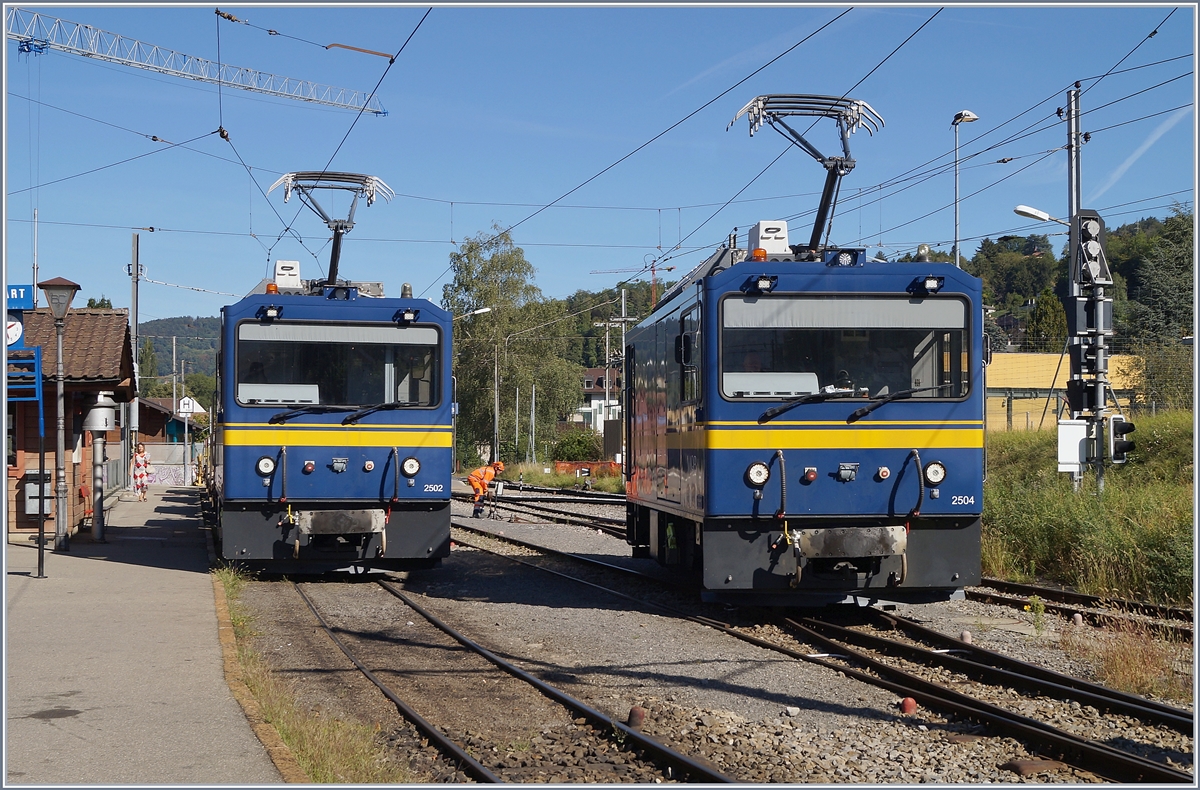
[720,296,969,400]
[235,322,441,407]
[680,306,701,403]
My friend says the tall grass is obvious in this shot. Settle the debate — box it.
[982,410,1194,605]
[213,563,426,783]
[504,462,626,494]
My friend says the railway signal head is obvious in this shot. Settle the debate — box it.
[1109,415,1136,464]
[1074,209,1112,285]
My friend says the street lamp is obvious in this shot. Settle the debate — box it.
[1013,204,1071,227]
[952,109,978,268]
[454,306,492,320]
[38,276,80,552]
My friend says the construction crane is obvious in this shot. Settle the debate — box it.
[590,264,675,304]
[5,6,387,115]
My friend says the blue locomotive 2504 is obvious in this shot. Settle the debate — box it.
[624,223,985,606]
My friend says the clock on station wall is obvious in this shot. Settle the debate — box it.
[6,311,24,347]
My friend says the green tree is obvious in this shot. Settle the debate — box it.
[1128,206,1193,343]
[1024,287,1067,352]
[86,295,113,308]
[983,313,1009,352]
[442,226,584,463]
[137,340,158,396]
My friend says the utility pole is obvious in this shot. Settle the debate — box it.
[528,385,536,463]
[172,336,177,415]
[593,320,621,425]
[128,233,142,454]
[1060,85,1116,495]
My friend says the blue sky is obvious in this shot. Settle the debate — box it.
[4,4,1195,322]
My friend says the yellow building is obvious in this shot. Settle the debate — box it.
[985,352,1139,431]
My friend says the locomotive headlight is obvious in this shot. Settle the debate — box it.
[923,461,947,486]
[401,456,421,477]
[837,250,854,266]
[745,461,771,487]
[256,456,276,476]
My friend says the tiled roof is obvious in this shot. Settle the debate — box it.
[19,308,134,386]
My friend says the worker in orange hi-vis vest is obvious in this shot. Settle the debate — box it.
[467,461,505,517]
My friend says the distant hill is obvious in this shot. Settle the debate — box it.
[138,316,220,377]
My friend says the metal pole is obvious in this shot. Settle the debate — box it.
[129,233,140,452]
[953,121,960,267]
[36,431,46,577]
[54,317,68,551]
[172,335,177,415]
[604,323,611,424]
[492,345,499,464]
[182,360,189,486]
[92,432,105,541]
[32,208,39,307]
[1065,87,1083,492]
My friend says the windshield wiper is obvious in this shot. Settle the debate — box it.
[757,387,856,425]
[845,385,950,423]
[268,405,356,424]
[341,401,419,425]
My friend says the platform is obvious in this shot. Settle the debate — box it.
[4,486,283,785]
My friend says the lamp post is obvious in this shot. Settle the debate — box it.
[1013,204,1070,227]
[38,276,80,552]
[952,110,978,267]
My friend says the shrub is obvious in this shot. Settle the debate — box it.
[551,429,603,462]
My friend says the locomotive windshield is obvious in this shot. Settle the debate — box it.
[235,322,440,407]
[721,296,969,400]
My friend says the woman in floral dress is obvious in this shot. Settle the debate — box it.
[129,443,151,502]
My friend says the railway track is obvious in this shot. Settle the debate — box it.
[500,481,626,501]
[451,521,1194,783]
[969,578,1193,642]
[291,578,736,783]
[453,492,626,534]
[460,490,1195,640]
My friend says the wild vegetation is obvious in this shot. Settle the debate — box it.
[212,564,425,783]
[982,409,1193,605]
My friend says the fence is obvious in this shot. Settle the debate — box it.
[141,442,201,487]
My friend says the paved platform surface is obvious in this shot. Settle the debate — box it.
[5,487,282,786]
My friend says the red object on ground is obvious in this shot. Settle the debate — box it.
[899,697,918,714]
[626,706,646,729]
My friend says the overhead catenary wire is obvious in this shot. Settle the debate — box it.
[274,8,432,266]
[415,7,857,297]
[651,7,943,269]
[6,129,220,196]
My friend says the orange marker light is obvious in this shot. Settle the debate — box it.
[751,248,768,262]
[265,282,280,294]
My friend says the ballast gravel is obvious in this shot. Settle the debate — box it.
[234,496,1191,783]
[442,499,1192,782]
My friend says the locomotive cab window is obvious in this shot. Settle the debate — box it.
[235,322,440,407]
[720,296,969,400]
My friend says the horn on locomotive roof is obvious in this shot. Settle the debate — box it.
[730,95,883,256]
[268,172,394,287]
